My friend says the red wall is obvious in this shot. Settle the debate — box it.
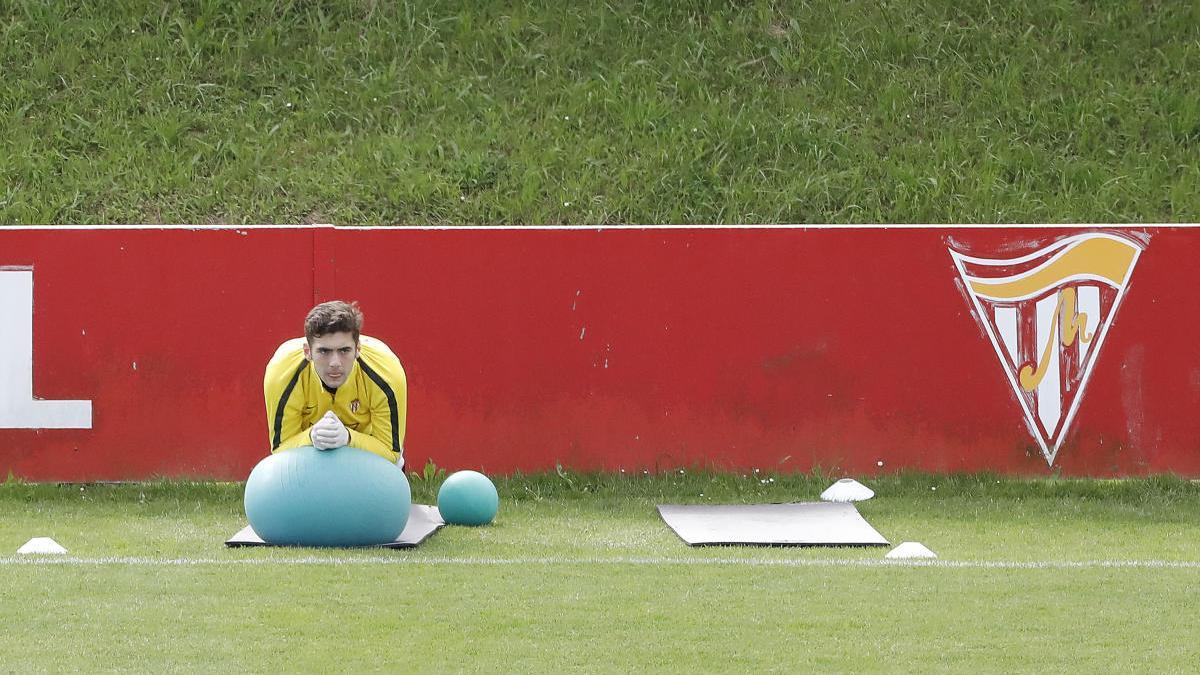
[1,225,1197,480]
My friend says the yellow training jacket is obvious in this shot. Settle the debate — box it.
[263,335,407,465]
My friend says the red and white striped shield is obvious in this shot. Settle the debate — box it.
[949,232,1145,466]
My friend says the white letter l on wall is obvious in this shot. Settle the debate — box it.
[0,268,92,429]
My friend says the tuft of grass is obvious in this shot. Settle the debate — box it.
[407,458,448,504]
[0,478,243,507]
[3,470,1196,507]
[2,0,1199,225]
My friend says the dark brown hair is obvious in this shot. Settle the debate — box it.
[304,300,363,343]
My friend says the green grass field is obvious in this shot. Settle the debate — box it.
[3,0,1199,225]
[4,473,1199,672]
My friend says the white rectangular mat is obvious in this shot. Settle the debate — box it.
[657,502,889,546]
[225,504,445,549]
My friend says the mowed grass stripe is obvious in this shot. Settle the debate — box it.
[6,558,1199,671]
[5,555,1200,569]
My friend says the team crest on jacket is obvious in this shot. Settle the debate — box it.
[948,232,1144,466]
[350,399,361,413]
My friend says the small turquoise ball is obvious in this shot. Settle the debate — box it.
[437,470,499,526]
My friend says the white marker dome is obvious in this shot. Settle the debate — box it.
[17,537,68,555]
[885,541,937,559]
[820,478,875,502]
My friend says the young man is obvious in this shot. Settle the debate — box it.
[263,301,407,467]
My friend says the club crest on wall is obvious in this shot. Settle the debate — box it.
[948,232,1145,466]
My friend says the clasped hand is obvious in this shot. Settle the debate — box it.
[310,411,350,450]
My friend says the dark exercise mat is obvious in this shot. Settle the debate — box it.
[657,502,889,546]
[226,504,445,549]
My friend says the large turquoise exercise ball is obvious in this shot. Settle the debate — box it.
[437,470,499,526]
[244,446,411,547]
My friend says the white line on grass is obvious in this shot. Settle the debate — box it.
[3,556,1200,569]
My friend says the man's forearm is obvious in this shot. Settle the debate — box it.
[346,429,401,464]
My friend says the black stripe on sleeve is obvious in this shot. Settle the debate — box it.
[357,358,401,453]
[272,361,309,450]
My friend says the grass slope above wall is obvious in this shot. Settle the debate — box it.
[2,0,1198,225]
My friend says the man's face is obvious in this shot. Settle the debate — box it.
[304,332,360,388]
